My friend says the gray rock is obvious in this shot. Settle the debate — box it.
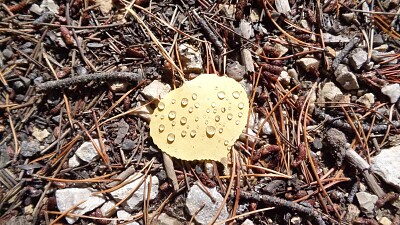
[371,145,400,191]
[122,139,135,151]
[31,126,50,142]
[296,58,320,72]
[226,60,245,81]
[178,43,203,74]
[20,140,40,157]
[68,154,81,168]
[317,82,344,104]
[324,128,347,167]
[356,192,378,216]
[0,144,10,168]
[241,48,255,73]
[334,64,359,90]
[279,70,291,85]
[287,68,299,81]
[115,119,129,144]
[100,201,117,217]
[110,173,159,212]
[356,93,375,108]
[185,182,229,225]
[323,33,350,45]
[55,188,106,224]
[379,217,392,225]
[117,210,139,224]
[2,49,13,59]
[156,213,182,225]
[373,34,385,46]
[141,80,171,100]
[75,139,101,163]
[381,84,400,103]
[344,204,360,223]
[29,4,44,15]
[349,48,368,70]
[239,20,253,39]
[242,219,255,225]
[275,0,291,14]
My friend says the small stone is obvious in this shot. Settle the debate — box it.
[274,43,289,57]
[68,155,81,168]
[0,144,10,168]
[115,119,129,144]
[31,126,50,142]
[299,19,310,29]
[226,60,246,81]
[12,81,26,92]
[287,68,299,81]
[356,93,375,108]
[178,43,203,74]
[155,213,182,225]
[344,204,360,223]
[275,0,291,14]
[242,219,255,225]
[117,210,139,225]
[334,64,359,90]
[379,217,392,225]
[75,139,101,163]
[373,34,385,46]
[323,33,350,45]
[100,201,117,217]
[2,49,13,59]
[185,182,229,225]
[204,162,214,179]
[381,84,400,103]
[371,145,400,191]
[29,4,44,15]
[239,20,253,39]
[342,13,356,23]
[324,128,347,167]
[110,82,129,92]
[349,48,368,70]
[20,140,40,157]
[278,70,290,85]
[141,80,171,100]
[241,49,255,73]
[24,204,34,215]
[317,82,344,105]
[122,139,135,151]
[290,217,302,225]
[40,0,59,13]
[56,188,105,224]
[110,173,159,212]
[356,192,378,216]
[296,58,320,72]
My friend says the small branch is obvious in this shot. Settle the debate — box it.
[240,191,326,225]
[331,37,360,71]
[314,109,400,133]
[36,72,143,91]
[192,10,224,53]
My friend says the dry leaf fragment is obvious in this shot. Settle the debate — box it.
[150,74,249,162]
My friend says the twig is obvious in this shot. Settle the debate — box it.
[345,149,385,197]
[36,72,143,91]
[192,10,224,53]
[240,191,326,225]
[331,37,360,71]
[314,109,400,133]
[162,153,179,191]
